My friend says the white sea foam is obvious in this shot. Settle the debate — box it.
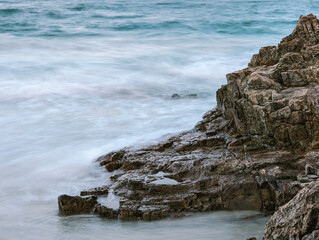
[98,190,120,210]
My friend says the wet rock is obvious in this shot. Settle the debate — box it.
[141,205,170,221]
[58,195,97,216]
[171,93,180,99]
[95,204,119,219]
[171,93,198,99]
[186,93,197,98]
[80,186,109,196]
[98,150,126,172]
[119,201,143,220]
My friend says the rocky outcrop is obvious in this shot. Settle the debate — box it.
[220,13,319,151]
[263,179,319,240]
[59,14,319,238]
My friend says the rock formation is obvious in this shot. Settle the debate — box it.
[58,14,319,239]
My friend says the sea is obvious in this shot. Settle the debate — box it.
[0,0,317,239]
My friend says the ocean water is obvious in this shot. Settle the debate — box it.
[0,0,317,239]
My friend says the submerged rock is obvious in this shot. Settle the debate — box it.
[59,14,319,237]
[186,93,197,98]
[171,93,198,99]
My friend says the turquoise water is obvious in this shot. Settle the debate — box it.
[0,0,317,239]
[0,0,317,37]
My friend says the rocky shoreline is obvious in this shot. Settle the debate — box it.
[59,14,319,239]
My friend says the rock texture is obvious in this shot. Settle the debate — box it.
[59,14,319,239]
[58,195,97,216]
[222,16,319,152]
[263,179,319,240]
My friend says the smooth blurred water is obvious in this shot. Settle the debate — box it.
[0,0,318,239]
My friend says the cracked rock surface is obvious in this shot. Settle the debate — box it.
[59,14,319,239]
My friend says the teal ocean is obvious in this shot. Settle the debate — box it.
[0,1,317,239]
[0,0,317,37]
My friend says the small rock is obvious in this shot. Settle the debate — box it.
[171,93,180,99]
[186,94,197,98]
[58,194,97,216]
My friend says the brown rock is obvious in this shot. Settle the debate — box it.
[58,195,97,216]
[95,204,119,219]
[98,150,126,172]
[80,186,109,196]
[263,179,319,239]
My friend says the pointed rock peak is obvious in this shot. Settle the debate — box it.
[281,14,319,45]
[249,14,319,67]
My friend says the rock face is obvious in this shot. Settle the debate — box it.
[59,14,319,238]
[220,13,319,151]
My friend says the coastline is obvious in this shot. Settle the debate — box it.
[59,14,319,239]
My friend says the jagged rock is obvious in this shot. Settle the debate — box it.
[98,150,125,172]
[58,14,319,229]
[58,195,97,216]
[263,179,319,240]
[220,15,319,151]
